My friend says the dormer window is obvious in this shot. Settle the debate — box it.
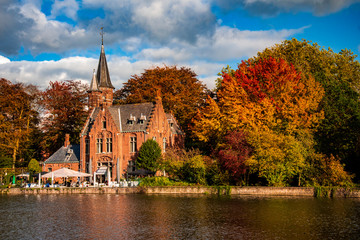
[127,114,136,125]
[138,113,146,124]
[65,149,73,161]
[168,119,174,128]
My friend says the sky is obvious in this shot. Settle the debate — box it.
[0,0,359,90]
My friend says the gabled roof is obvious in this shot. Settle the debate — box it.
[82,102,184,135]
[82,102,154,134]
[108,102,154,132]
[44,145,80,164]
[96,44,114,89]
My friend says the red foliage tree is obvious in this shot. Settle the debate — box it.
[217,131,253,184]
[40,80,88,155]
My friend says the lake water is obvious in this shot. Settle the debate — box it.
[0,194,359,239]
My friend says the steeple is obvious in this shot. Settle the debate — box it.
[96,43,114,89]
[89,69,100,92]
[88,28,114,110]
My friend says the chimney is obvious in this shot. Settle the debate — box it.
[64,134,70,147]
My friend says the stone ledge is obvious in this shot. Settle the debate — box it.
[1,186,359,197]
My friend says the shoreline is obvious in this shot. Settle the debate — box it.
[1,186,360,198]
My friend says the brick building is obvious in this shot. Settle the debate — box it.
[43,134,80,174]
[79,43,183,182]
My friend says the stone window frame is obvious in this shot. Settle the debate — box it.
[106,134,113,153]
[163,137,166,153]
[102,117,107,129]
[96,133,103,153]
[130,136,137,153]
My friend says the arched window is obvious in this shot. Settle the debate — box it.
[102,117,106,129]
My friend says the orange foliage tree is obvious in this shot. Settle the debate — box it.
[115,66,209,143]
[192,57,324,186]
[0,78,39,170]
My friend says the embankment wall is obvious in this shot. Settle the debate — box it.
[1,186,359,197]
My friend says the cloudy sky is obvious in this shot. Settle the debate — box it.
[0,0,359,90]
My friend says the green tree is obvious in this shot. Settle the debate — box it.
[28,158,41,182]
[28,159,41,173]
[180,155,206,185]
[136,139,162,172]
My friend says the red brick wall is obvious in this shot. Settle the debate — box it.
[80,98,183,181]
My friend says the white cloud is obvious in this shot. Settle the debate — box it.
[136,25,308,62]
[0,55,222,90]
[0,57,96,89]
[249,0,359,15]
[0,55,10,64]
[82,0,215,43]
[0,55,166,90]
[131,0,214,42]
[17,3,93,54]
[50,0,79,20]
[0,1,99,55]
[216,0,360,16]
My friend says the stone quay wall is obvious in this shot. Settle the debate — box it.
[1,186,360,197]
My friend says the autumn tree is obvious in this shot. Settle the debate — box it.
[41,80,88,155]
[303,154,354,187]
[253,39,360,178]
[115,66,209,145]
[193,57,324,186]
[0,78,39,170]
[217,131,253,185]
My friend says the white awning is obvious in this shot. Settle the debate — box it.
[95,166,108,175]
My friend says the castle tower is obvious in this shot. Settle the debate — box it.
[88,41,115,110]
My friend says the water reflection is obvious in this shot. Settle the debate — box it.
[0,194,360,239]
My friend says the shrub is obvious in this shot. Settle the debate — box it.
[139,176,191,187]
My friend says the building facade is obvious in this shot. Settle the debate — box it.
[43,134,80,174]
[79,43,183,182]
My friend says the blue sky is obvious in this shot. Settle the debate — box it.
[0,0,359,90]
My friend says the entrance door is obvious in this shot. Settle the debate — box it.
[96,162,112,183]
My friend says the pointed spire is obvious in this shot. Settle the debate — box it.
[96,32,114,89]
[89,69,100,92]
